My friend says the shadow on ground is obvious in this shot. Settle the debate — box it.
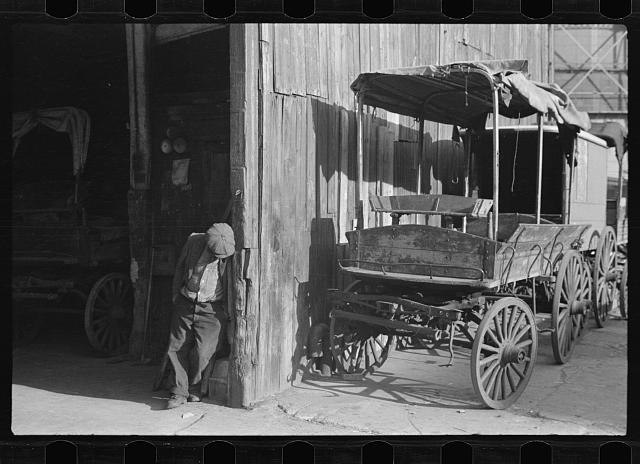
[11,314,190,411]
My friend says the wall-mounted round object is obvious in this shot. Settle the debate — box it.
[160,139,173,154]
[173,137,187,154]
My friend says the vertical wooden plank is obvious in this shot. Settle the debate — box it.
[318,23,329,99]
[379,23,389,70]
[348,110,356,225]
[306,98,316,228]
[366,114,375,199]
[376,125,386,226]
[273,24,291,95]
[296,97,308,272]
[328,24,341,103]
[228,23,260,407]
[327,105,339,215]
[338,108,349,242]
[382,128,394,226]
[339,23,349,105]
[359,23,370,73]
[316,100,328,218]
[369,24,380,72]
[304,24,320,97]
[291,24,307,96]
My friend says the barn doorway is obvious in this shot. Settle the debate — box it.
[11,24,131,357]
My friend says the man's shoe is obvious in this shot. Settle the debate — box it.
[165,394,187,409]
[187,393,201,403]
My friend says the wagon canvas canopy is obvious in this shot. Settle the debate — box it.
[12,106,91,175]
[590,121,627,161]
[350,60,591,131]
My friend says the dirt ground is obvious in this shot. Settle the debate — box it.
[11,313,626,436]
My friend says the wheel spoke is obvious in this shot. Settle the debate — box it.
[512,323,532,345]
[507,307,522,340]
[481,358,500,386]
[484,363,502,395]
[370,339,381,364]
[494,315,504,343]
[501,366,510,398]
[479,353,499,367]
[481,343,500,354]
[491,366,503,400]
[511,363,525,380]
[486,326,501,347]
[502,307,509,340]
[505,364,518,392]
[516,339,533,350]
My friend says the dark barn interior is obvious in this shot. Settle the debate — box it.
[11,24,232,362]
[11,24,131,354]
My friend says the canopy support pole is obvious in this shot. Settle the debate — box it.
[491,87,500,241]
[417,118,424,224]
[535,113,544,224]
[462,131,471,233]
[617,151,625,232]
[562,143,575,224]
[356,94,366,229]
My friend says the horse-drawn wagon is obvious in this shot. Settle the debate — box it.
[12,107,133,355]
[327,60,627,409]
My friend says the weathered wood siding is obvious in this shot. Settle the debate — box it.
[245,23,550,404]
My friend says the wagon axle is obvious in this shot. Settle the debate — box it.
[500,344,527,366]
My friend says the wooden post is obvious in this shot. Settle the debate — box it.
[126,24,137,189]
[228,23,260,408]
[492,86,500,241]
[462,132,471,233]
[535,113,544,224]
[356,94,366,229]
[125,24,152,359]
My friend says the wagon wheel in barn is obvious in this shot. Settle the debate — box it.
[330,280,395,376]
[470,297,538,409]
[619,259,628,320]
[551,251,591,364]
[592,227,618,328]
[84,273,134,356]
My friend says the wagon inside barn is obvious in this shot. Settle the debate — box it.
[11,107,133,355]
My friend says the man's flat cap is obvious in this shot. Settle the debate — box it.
[206,223,236,258]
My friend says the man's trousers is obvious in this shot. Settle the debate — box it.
[167,295,227,398]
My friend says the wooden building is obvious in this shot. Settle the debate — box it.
[126,23,551,407]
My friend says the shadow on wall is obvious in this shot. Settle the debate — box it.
[286,98,469,384]
[288,217,336,384]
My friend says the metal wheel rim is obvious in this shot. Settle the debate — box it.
[592,227,617,328]
[471,297,538,409]
[551,251,590,364]
[84,273,133,355]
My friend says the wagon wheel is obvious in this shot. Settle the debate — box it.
[551,251,591,364]
[330,280,395,376]
[84,273,133,355]
[620,259,628,320]
[470,297,538,409]
[592,227,617,328]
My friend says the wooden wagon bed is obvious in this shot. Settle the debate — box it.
[340,220,590,292]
